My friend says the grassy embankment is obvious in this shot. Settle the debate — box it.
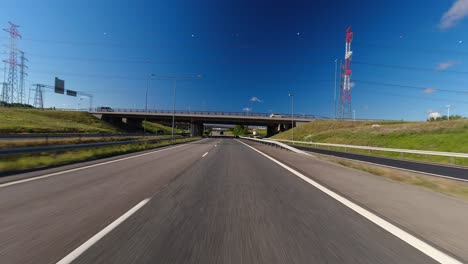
[0,137,201,173]
[0,108,120,134]
[272,120,468,166]
[0,109,184,148]
[0,135,175,149]
[0,108,201,174]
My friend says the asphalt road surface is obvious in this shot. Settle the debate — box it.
[290,145,468,181]
[0,138,442,263]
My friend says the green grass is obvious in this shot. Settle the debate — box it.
[0,137,201,173]
[273,120,468,153]
[0,135,173,148]
[0,108,120,134]
[142,121,183,134]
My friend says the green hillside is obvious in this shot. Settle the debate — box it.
[142,121,183,134]
[272,120,468,153]
[0,108,120,134]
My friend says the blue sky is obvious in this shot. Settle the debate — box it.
[1,0,468,120]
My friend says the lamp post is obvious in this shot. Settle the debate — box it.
[172,78,177,138]
[446,105,451,120]
[144,73,203,138]
[334,59,338,119]
[145,73,155,112]
[171,74,203,139]
[144,73,155,135]
[288,93,294,142]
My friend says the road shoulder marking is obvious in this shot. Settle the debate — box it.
[236,139,463,264]
[0,139,207,188]
[56,198,150,264]
[303,149,468,183]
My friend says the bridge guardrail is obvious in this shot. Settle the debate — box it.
[94,108,323,120]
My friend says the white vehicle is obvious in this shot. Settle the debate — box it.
[269,113,282,118]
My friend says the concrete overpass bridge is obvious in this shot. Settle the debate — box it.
[91,109,324,136]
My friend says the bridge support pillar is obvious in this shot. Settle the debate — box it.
[101,115,126,130]
[190,122,204,137]
[122,118,143,131]
[267,125,279,137]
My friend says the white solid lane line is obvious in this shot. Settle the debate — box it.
[236,139,463,264]
[0,139,208,189]
[202,152,209,158]
[56,198,151,264]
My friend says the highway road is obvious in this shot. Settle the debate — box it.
[290,145,468,181]
[0,138,451,263]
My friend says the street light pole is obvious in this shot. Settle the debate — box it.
[446,105,451,120]
[334,59,338,119]
[146,73,202,139]
[172,79,177,139]
[170,74,203,139]
[289,93,294,142]
[144,73,155,135]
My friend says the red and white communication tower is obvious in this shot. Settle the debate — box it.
[339,26,353,119]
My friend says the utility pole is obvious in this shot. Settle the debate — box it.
[1,62,7,103]
[289,93,294,142]
[18,51,28,104]
[33,84,44,109]
[3,22,21,104]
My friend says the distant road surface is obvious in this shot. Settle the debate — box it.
[0,138,442,263]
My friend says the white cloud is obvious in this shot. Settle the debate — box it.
[436,61,457,70]
[250,96,263,103]
[439,0,468,29]
[423,88,437,94]
[428,111,442,119]
[242,107,252,112]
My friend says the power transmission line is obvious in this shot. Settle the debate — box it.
[353,80,468,94]
[354,41,468,57]
[353,61,468,75]
[356,87,468,105]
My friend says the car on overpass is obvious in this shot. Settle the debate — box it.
[96,106,114,112]
[269,113,282,118]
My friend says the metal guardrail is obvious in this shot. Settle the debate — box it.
[272,139,468,159]
[0,137,187,156]
[242,137,468,181]
[239,136,312,155]
[0,133,185,140]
